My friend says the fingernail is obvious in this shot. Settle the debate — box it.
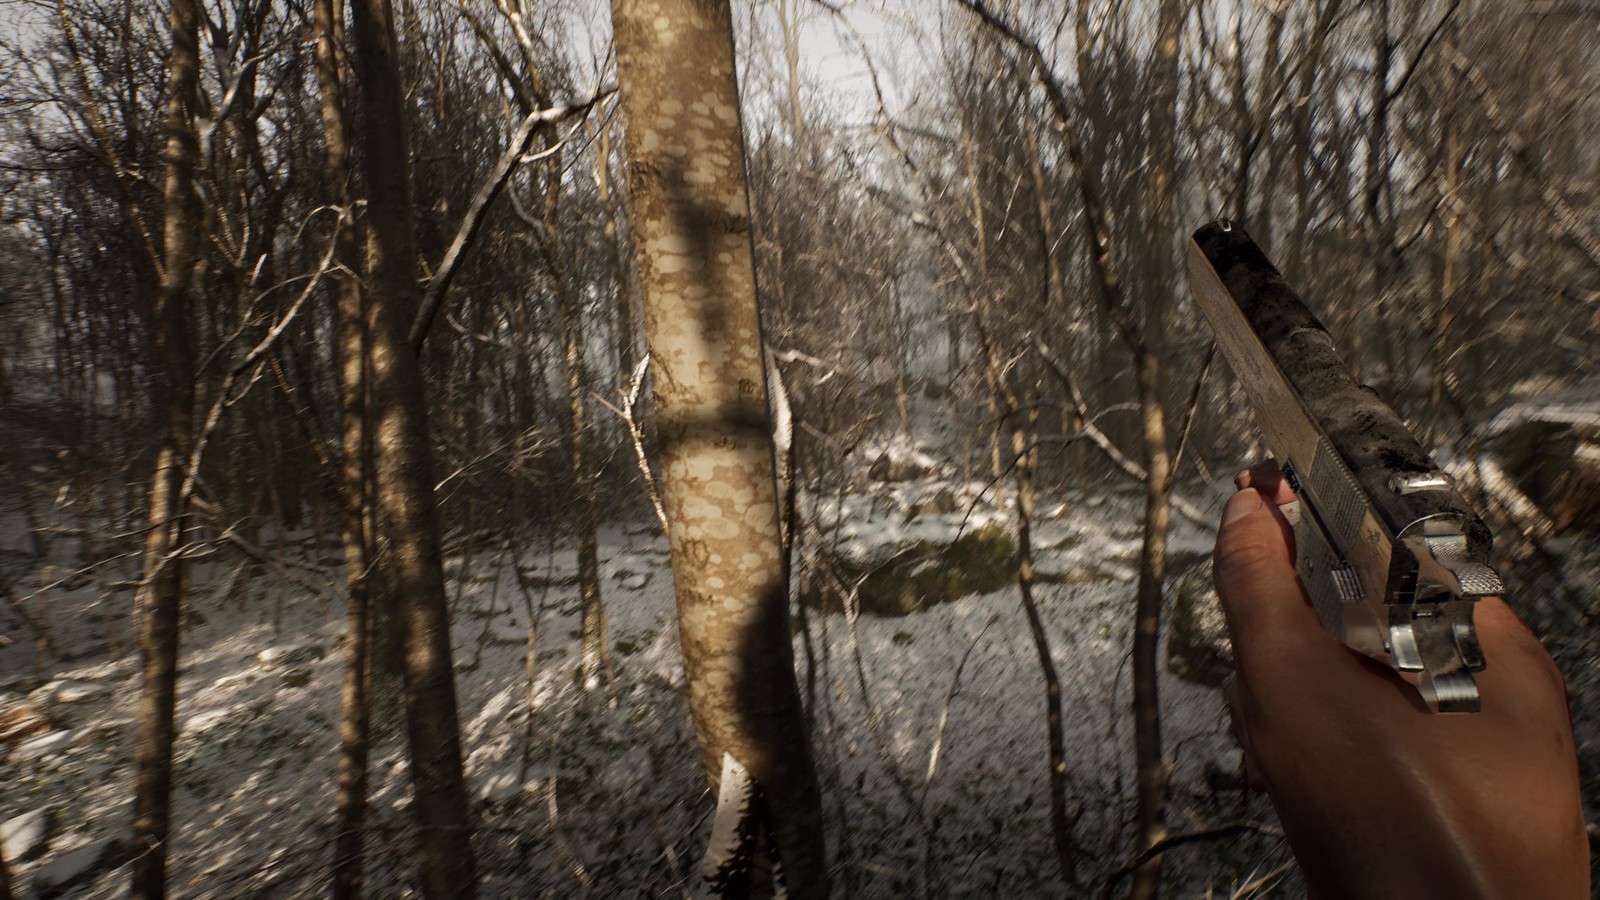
[1222,489,1262,527]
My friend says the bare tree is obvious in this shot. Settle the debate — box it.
[348,0,476,893]
[951,4,1189,895]
[309,0,375,892]
[129,0,201,891]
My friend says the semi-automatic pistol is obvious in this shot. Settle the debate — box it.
[1188,220,1505,713]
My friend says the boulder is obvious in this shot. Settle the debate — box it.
[909,486,960,517]
[1486,378,1600,532]
[865,439,941,483]
[611,568,651,591]
[805,522,1018,617]
[11,729,75,761]
[0,704,59,749]
[1203,746,1248,794]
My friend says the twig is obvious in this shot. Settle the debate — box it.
[1099,821,1283,898]
[922,614,999,795]
[1165,341,1216,491]
[167,210,345,555]
[1231,857,1298,899]
[1033,336,1211,527]
[596,355,669,535]
[408,85,615,351]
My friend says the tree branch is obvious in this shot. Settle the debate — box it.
[408,85,614,352]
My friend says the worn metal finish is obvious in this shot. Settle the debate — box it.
[1189,221,1504,712]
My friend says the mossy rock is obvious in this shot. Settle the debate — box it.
[805,522,1018,617]
[1488,382,1600,531]
[1166,559,1233,687]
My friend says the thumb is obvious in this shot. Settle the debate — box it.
[1213,488,1322,652]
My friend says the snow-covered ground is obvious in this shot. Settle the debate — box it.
[3,463,1592,897]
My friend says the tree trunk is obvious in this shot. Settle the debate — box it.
[1010,406,1075,886]
[129,0,200,891]
[1363,0,1397,380]
[311,0,374,893]
[348,0,476,895]
[595,123,638,384]
[1129,2,1181,896]
[608,1,828,895]
[561,280,608,688]
[1128,349,1172,900]
[531,141,610,691]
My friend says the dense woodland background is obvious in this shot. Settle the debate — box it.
[1,0,1598,896]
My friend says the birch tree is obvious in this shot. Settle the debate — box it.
[608,0,828,894]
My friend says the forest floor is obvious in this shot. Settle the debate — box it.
[2,469,1596,898]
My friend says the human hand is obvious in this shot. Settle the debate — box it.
[1214,460,1589,899]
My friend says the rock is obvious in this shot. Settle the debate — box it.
[280,667,314,688]
[613,570,650,591]
[2,679,43,702]
[477,767,525,805]
[2,809,51,863]
[804,522,1017,617]
[910,486,960,517]
[1166,559,1233,688]
[1204,747,1248,794]
[43,679,111,704]
[865,438,941,483]
[212,671,257,691]
[33,837,126,897]
[0,704,59,748]
[256,644,325,669]
[1486,377,1600,532]
[12,729,75,761]
[185,706,234,734]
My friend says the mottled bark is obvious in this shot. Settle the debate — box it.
[608,1,828,895]
[129,0,200,892]
[348,0,476,894]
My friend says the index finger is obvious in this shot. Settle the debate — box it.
[1234,459,1297,507]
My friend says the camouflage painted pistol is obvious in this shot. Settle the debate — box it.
[1188,221,1504,713]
